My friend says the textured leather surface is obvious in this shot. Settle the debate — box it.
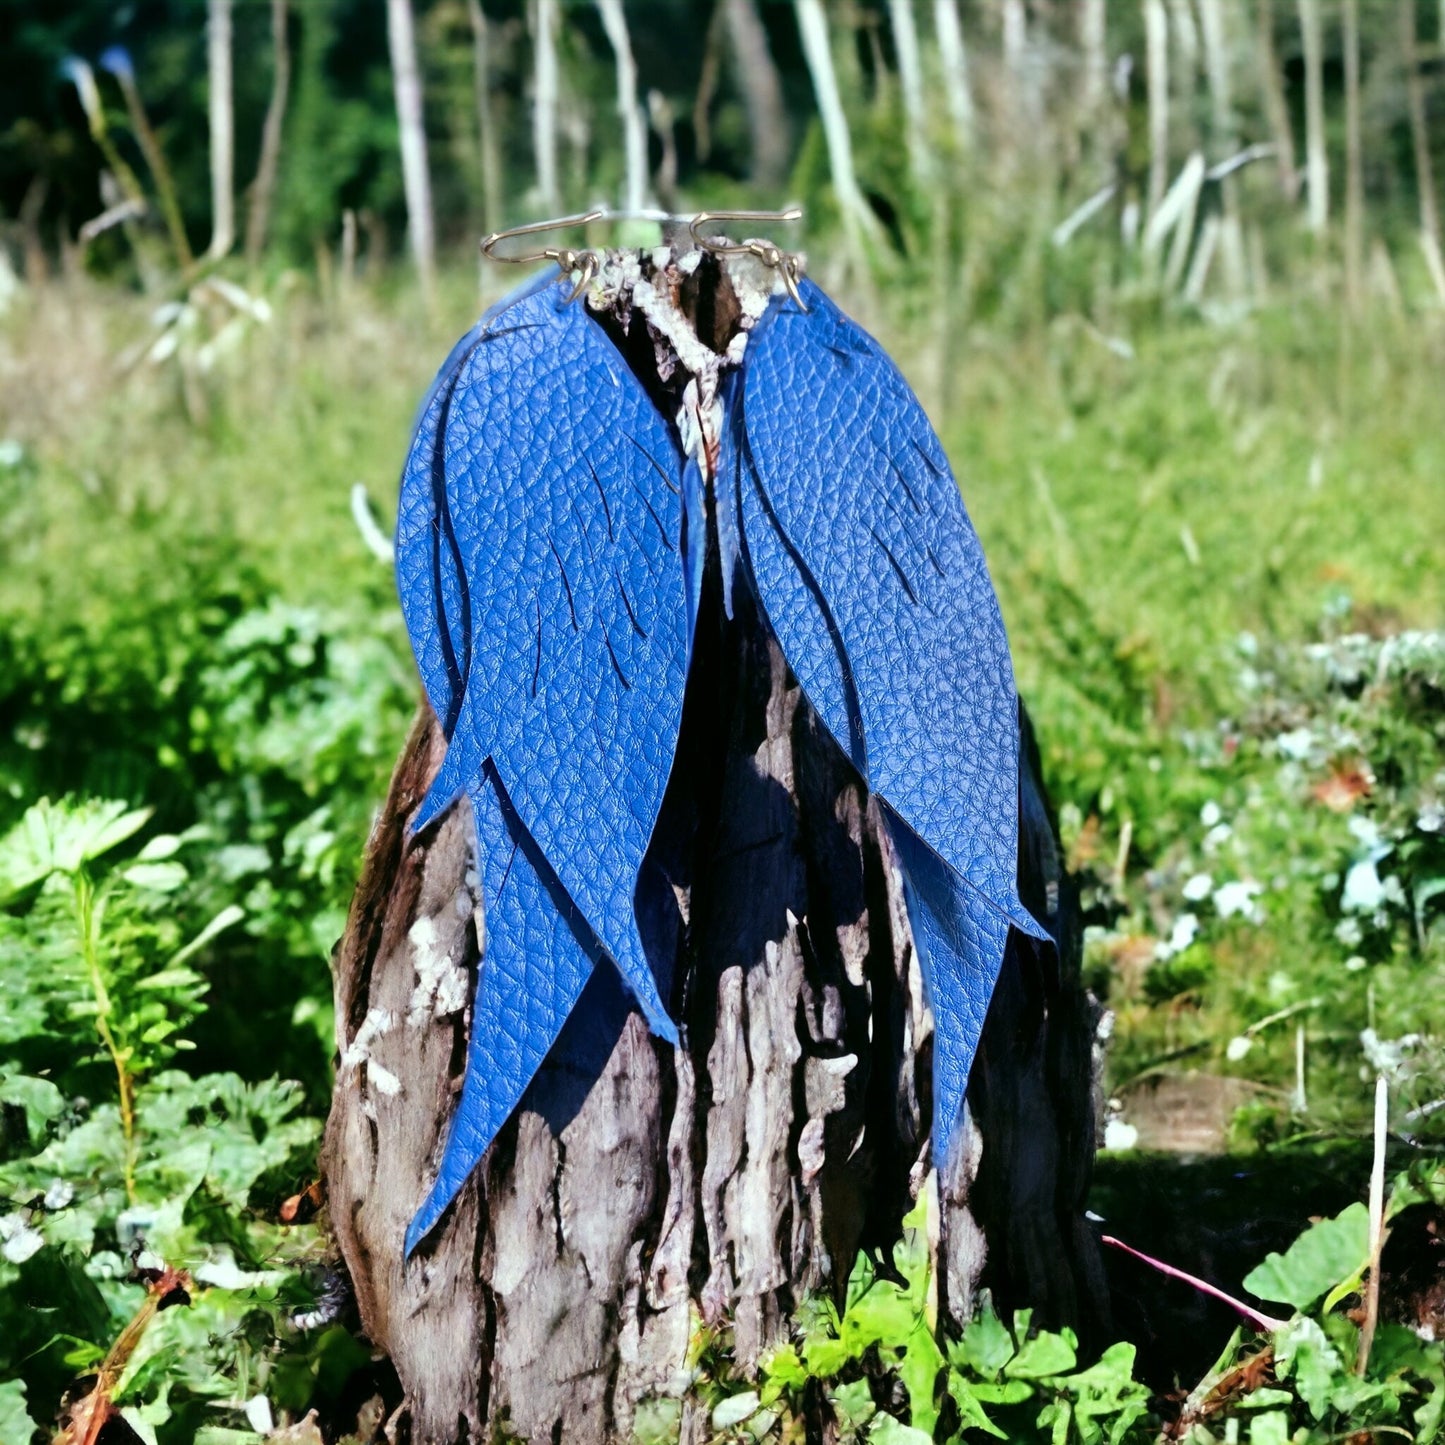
[395,277,688,1246]
[726,280,1047,1157]
[396,270,1044,1245]
[404,766,600,1251]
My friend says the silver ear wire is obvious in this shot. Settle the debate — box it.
[686,207,807,309]
[480,206,806,307]
[480,210,607,301]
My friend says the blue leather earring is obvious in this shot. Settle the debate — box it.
[395,242,1045,1255]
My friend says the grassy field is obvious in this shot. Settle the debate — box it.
[1,264,1442,1440]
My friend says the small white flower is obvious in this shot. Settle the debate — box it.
[1182,872,1214,902]
[1226,1035,1253,1062]
[1335,916,1364,946]
[1156,912,1199,959]
[1200,801,1223,828]
[0,1214,43,1264]
[1344,955,1367,972]
[43,1179,74,1211]
[1418,802,1444,834]
[0,438,23,469]
[1275,728,1315,761]
[1342,859,1385,913]
[1203,822,1234,852]
[1347,815,1384,852]
[1213,879,1264,920]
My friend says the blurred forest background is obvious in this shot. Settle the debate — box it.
[1,1,1444,1442]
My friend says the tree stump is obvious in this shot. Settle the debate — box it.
[319,252,1106,1443]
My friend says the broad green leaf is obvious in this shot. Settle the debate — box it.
[946,1378,1006,1439]
[1243,1202,1371,1311]
[868,1412,931,1444]
[1247,1410,1290,1445]
[1006,1326,1078,1380]
[953,1298,1015,1380]
[0,1379,39,1443]
[830,1379,876,1430]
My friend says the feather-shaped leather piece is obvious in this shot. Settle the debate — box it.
[404,769,600,1251]
[395,278,689,1246]
[725,280,1046,1155]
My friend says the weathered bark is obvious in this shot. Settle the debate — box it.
[321,257,1105,1444]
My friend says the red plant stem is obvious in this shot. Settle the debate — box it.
[1101,1234,1289,1333]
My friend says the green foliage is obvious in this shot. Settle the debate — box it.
[0,797,340,1442]
[645,1176,1445,1443]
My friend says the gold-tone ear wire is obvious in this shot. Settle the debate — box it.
[687,207,807,309]
[480,206,807,307]
[480,209,607,301]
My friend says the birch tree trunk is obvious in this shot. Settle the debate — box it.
[1144,0,1170,221]
[466,0,504,235]
[794,0,884,258]
[320,251,1106,1445]
[1342,0,1364,309]
[725,0,791,189]
[888,0,932,184]
[206,0,235,260]
[386,0,437,304]
[531,0,560,210]
[1402,0,1442,250]
[933,0,976,153]
[1298,0,1329,235]
[244,0,291,267]
[1198,0,1246,298]
[595,0,650,214]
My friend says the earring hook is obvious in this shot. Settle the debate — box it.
[687,207,807,309]
[480,209,607,301]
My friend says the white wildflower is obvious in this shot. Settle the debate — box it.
[1182,872,1214,902]
[1213,879,1264,920]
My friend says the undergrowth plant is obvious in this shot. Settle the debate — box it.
[0,797,356,1443]
[648,1173,1445,1444]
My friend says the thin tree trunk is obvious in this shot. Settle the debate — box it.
[1166,0,1201,153]
[1402,0,1441,249]
[244,0,291,267]
[1298,0,1328,234]
[1342,0,1364,309]
[386,0,437,303]
[888,0,932,184]
[725,0,791,190]
[933,0,976,152]
[321,250,1106,1444]
[794,0,884,257]
[532,0,560,210]
[206,0,235,259]
[1145,0,1170,221]
[1255,0,1301,202]
[1198,0,1246,297]
[109,60,193,269]
[467,0,504,235]
[1079,0,1108,127]
[595,0,650,214]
